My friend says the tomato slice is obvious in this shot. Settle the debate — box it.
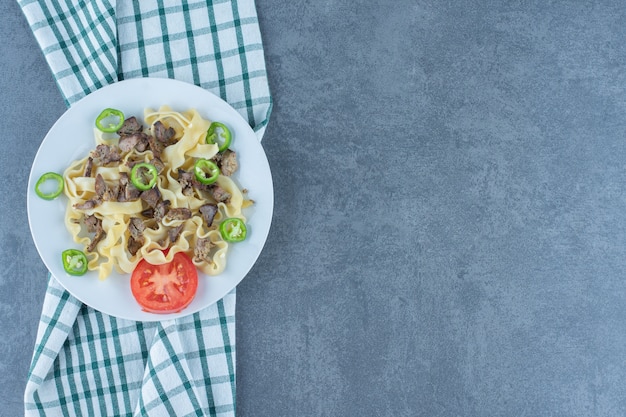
[130,252,198,314]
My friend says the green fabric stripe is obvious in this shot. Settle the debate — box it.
[119,36,262,58]
[70,314,97,417]
[75,0,118,69]
[143,357,177,415]
[116,0,231,23]
[117,17,259,51]
[110,316,134,412]
[181,0,201,85]
[65,319,149,346]
[59,350,144,373]
[216,299,236,401]
[27,290,71,380]
[45,1,105,92]
[206,1,227,100]
[131,1,150,77]
[82,311,111,416]
[39,315,73,334]
[28,374,43,385]
[191,374,233,385]
[60,337,85,417]
[30,390,47,416]
[39,346,61,360]
[134,321,150,365]
[45,280,68,297]
[136,378,149,416]
[119,50,265,80]
[253,96,273,133]
[157,325,204,414]
[51,66,83,81]
[183,345,238,359]
[228,95,272,112]
[230,1,255,126]
[169,314,235,331]
[121,62,265,86]
[52,352,72,416]
[102,0,115,11]
[32,0,92,98]
[93,312,122,413]
[211,403,236,415]
[192,312,216,412]
[199,69,268,94]
[60,0,117,81]
[27,381,143,410]
[119,41,265,61]
[156,0,175,78]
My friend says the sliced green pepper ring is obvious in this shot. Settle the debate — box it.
[194,159,220,185]
[206,122,232,152]
[130,163,158,191]
[95,108,125,133]
[62,249,88,276]
[35,172,64,200]
[219,218,247,242]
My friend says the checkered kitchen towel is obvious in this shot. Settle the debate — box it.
[19,0,272,415]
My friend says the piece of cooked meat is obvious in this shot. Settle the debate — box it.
[153,121,176,145]
[190,181,231,203]
[154,200,171,222]
[92,144,121,165]
[177,169,195,196]
[164,208,192,222]
[86,217,106,252]
[117,172,141,202]
[127,236,143,256]
[128,217,145,239]
[147,135,163,159]
[118,132,149,153]
[210,185,231,203]
[198,204,218,227]
[74,199,101,210]
[83,157,93,177]
[135,137,149,152]
[193,237,214,263]
[94,174,106,199]
[140,187,162,209]
[117,116,143,136]
[217,149,238,176]
[127,217,146,256]
[168,224,184,244]
[94,173,116,202]
[84,214,100,233]
[150,157,165,174]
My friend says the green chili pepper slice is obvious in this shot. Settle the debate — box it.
[130,163,158,191]
[194,159,220,185]
[219,218,247,242]
[62,249,88,276]
[35,172,64,200]
[95,108,125,133]
[206,122,232,152]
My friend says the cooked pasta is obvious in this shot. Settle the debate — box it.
[63,106,248,279]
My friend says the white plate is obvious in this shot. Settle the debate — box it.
[27,78,273,321]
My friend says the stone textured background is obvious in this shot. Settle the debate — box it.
[3,1,626,416]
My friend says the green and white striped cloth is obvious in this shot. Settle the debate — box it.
[19,1,272,415]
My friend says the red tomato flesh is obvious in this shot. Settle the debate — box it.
[130,252,198,314]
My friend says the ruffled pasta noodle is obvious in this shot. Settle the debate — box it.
[63,106,248,279]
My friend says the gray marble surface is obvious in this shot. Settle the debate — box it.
[3,1,626,416]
